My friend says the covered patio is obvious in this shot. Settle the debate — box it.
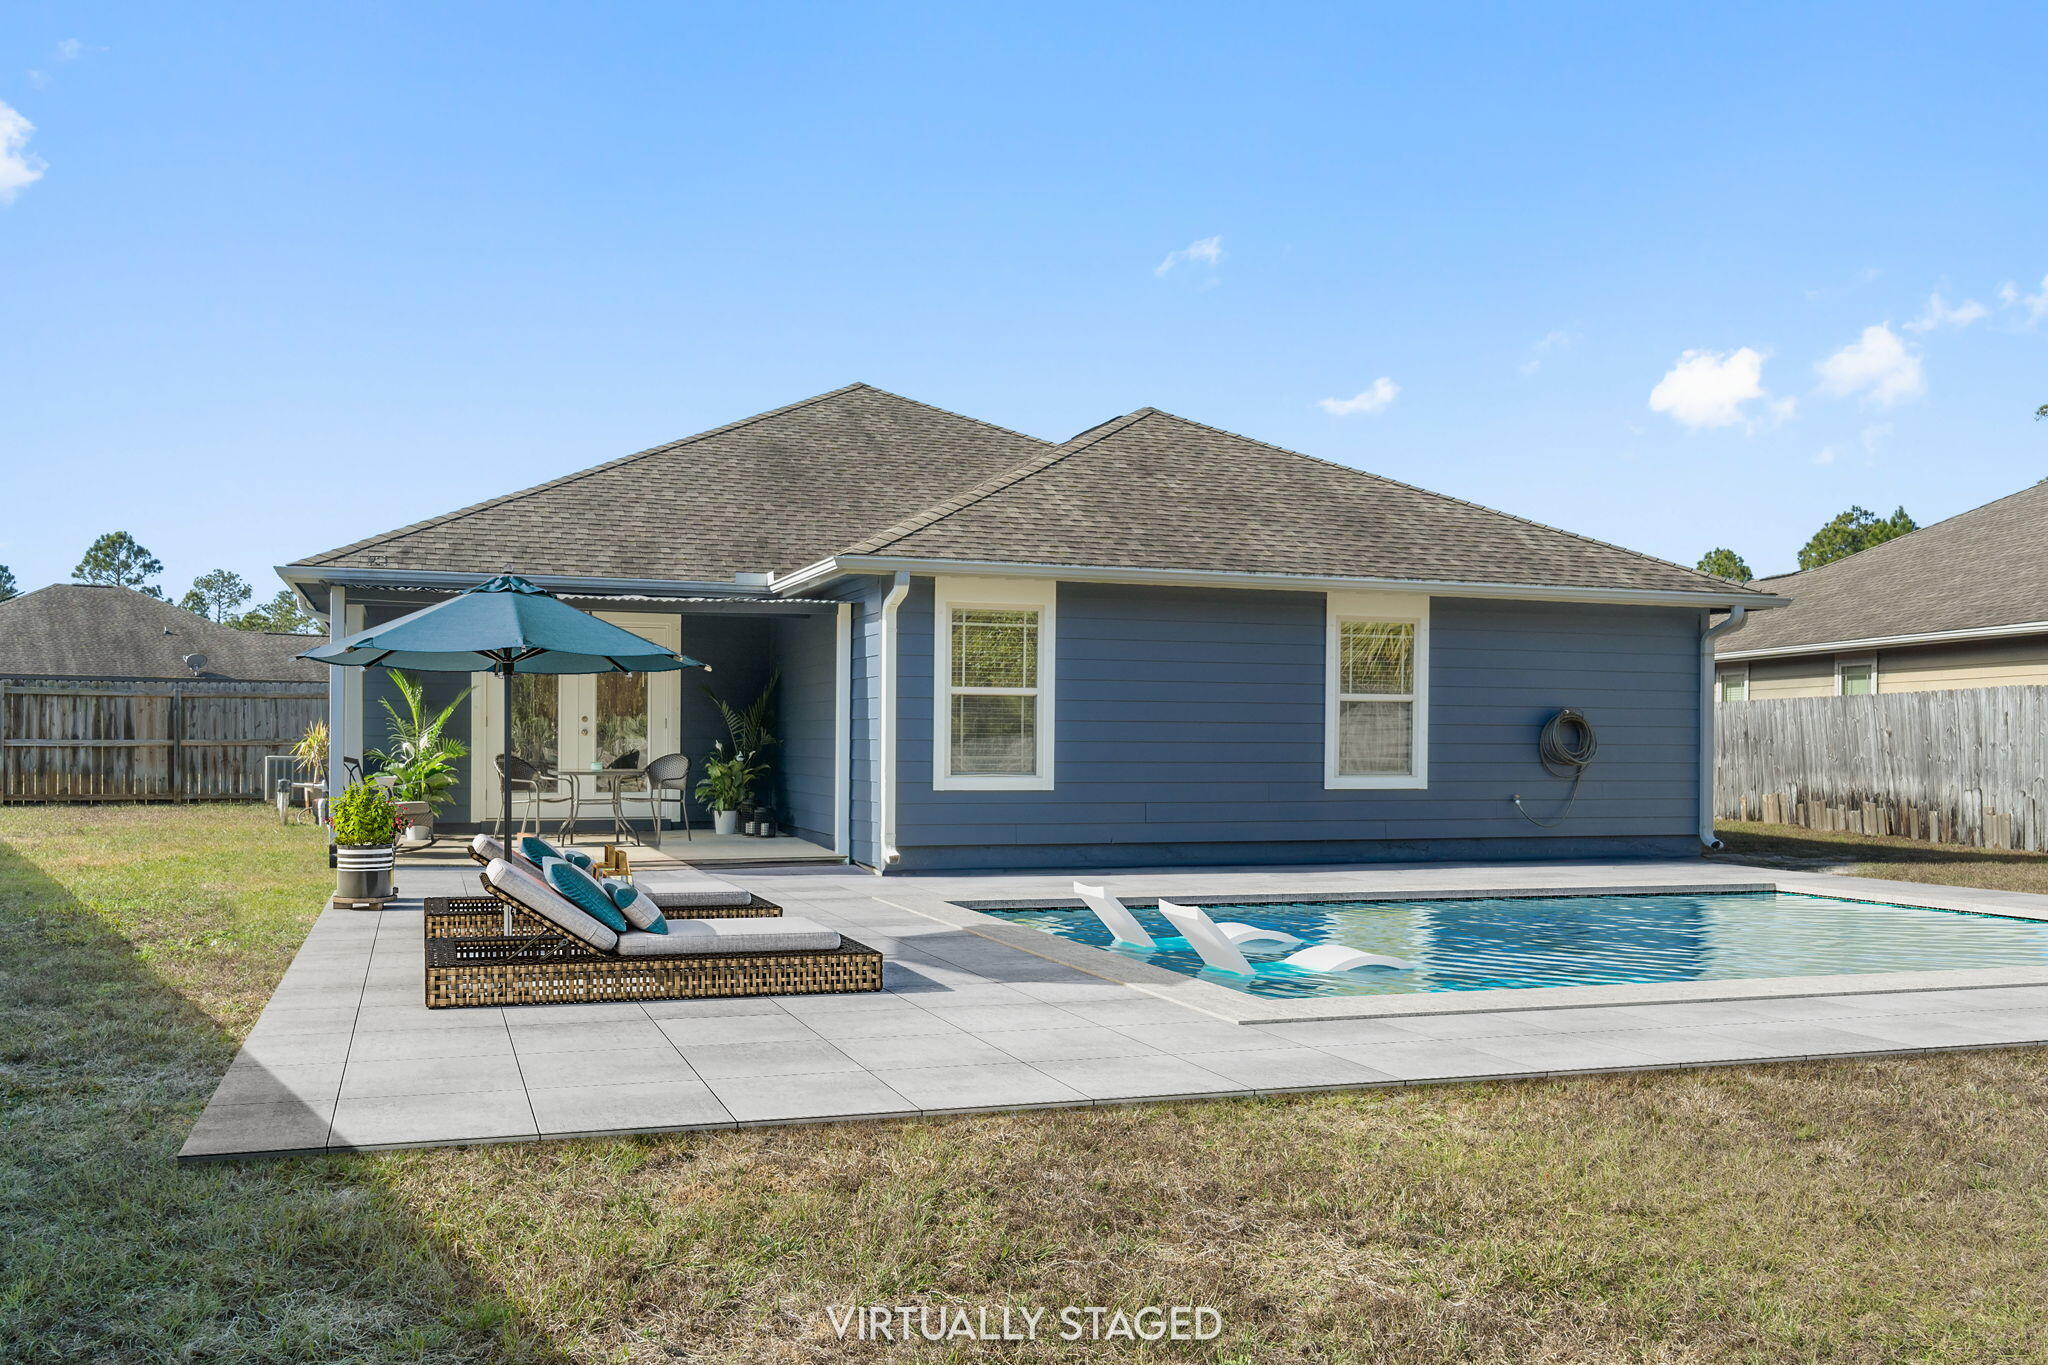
[313,582,851,860]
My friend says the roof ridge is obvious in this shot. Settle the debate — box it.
[1128,406,1770,598]
[1745,479,2048,585]
[845,382,1053,450]
[842,410,1154,556]
[295,383,887,567]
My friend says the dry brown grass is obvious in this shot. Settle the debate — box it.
[1717,819,2048,895]
[8,807,2048,1362]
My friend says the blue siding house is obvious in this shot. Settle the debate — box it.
[283,385,1779,872]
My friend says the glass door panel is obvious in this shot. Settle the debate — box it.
[595,672,649,769]
[509,672,559,773]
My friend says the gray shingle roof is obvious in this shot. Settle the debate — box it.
[1717,480,2048,655]
[294,384,1049,580]
[851,408,1767,597]
[0,586,326,682]
[291,386,1766,600]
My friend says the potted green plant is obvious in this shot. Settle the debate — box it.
[365,671,471,844]
[331,779,399,904]
[695,742,765,836]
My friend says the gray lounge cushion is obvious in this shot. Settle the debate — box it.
[630,864,756,909]
[613,916,842,957]
[484,857,618,952]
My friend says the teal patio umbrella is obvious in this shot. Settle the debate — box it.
[302,574,707,856]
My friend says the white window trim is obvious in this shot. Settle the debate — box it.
[1717,664,1750,703]
[1834,655,1878,696]
[932,575,1056,792]
[1324,590,1430,790]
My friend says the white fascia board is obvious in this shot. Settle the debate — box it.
[1718,619,2048,661]
[774,554,1785,611]
[277,564,773,600]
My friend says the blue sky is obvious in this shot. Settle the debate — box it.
[5,3,2046,604]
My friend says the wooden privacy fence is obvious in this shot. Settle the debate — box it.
[1715,686,2048,851]
[0,681,326,803]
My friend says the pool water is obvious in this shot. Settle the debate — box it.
[987,892,2048,998]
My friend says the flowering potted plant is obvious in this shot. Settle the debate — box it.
[331,779,399,903]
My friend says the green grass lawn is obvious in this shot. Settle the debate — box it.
[7,807,2048,1362]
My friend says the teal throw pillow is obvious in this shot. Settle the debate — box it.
[543,857,630,934]
[605,878,668,934]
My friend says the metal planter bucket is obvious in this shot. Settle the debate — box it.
[335,843,396,902]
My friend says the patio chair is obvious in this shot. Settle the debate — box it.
[639,752,693,845]
[494,753,575,841]
[1074,882,1304,951]
[1156,899,1412,977]
[421,858,882,1007]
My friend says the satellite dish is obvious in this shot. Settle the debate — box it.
[183,653,208,675]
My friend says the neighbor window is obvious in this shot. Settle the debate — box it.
[1325,592,1429,789]
[1716,667,1749,703]
[934,577,1056,790]
[1837,658,1877,696]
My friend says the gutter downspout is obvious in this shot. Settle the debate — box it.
[875,571,911,873]
[1698,606,1747,850]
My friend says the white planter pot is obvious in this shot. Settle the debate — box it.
[712,810,740,836]
[336,843,396,902]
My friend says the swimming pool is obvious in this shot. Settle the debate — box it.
[986,892,2048,999]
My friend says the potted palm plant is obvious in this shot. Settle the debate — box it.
[331,779,399,905]
[695,742,765,837]
[365,671,471,844]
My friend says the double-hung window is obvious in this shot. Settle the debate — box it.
[933,577,1055,790]
[1325,592,1429,789]
[1716,666,1750,703]
[1835,657,1876,696]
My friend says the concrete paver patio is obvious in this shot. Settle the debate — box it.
[180,857,2048,1160]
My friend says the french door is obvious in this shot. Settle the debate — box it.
[471,613,683,824]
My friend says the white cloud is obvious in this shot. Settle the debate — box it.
[0,101,45,204]
[1815,324,1924,406]
[1519,330,1574,376]
[1154,235,1223,277]
[1814,445,1838,465]
[1647,347,1777,430]
[1904,291,1987,332]
[55,38,83,61]
[1318,377,1400,416]
[1999,274,2048,324]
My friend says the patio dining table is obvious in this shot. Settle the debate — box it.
[558,767,649,846]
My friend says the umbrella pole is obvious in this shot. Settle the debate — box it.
[500,658,515,937]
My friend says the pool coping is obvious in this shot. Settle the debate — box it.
[877,873,2048,1025]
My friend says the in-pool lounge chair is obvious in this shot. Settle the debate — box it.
[429,833,775,937]
[1156,899,1412,977]
[423,857,881,1008]
[1073,882,1305,951]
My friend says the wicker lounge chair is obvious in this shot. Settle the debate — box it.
[431,832,773,937]
[423,858,881,1008]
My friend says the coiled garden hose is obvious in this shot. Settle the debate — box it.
[1513,708,1597,827]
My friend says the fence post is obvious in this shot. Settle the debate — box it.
[170,685,185,804]
[0,679,9,804]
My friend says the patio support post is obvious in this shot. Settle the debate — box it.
[498,656,516,936]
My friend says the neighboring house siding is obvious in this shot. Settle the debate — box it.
[892,580,1703,870]
[772,611,838,847]
[1723,636,2048,702]
[1745,656,1834,700]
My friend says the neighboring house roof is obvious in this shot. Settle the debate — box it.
[1717,480,2048,657]
[289,384,1770,603]
[0,585,326,683]
[292,384,1049,582]
[845,408,1765,597]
